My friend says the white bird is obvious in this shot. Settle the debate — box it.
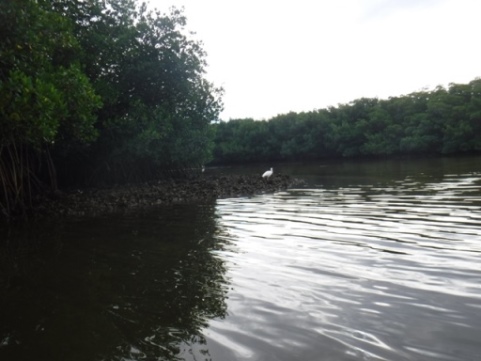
[262,167,273,179]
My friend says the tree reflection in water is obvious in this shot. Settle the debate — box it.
[0,204,232,361]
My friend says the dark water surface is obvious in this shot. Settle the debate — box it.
[1,156,481,360]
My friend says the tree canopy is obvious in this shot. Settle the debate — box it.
[212,79,481,164]
[0,0,222,218]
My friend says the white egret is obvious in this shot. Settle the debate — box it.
[262,167,273,180]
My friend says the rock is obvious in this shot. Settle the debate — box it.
[30,174,302,218]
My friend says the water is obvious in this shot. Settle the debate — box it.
[1,156,481,361]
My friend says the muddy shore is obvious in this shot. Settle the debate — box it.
[32,173,303,218]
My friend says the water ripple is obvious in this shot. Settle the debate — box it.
[195,172,481,361]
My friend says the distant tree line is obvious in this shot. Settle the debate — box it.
[1,0,222,217]
[212,79,481,164]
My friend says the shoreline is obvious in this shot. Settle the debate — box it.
[29,174,302,219]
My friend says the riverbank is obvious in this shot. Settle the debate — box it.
[30,173,301,218]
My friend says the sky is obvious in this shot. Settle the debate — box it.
[149,0,481,121]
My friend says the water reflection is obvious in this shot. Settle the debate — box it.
[0,205,231,361]
[192,165,481,361]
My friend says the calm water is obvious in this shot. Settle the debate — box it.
[1,156,481,361]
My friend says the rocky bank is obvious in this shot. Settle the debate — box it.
[32,173,303,218]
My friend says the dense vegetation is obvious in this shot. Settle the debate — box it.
[0,0,222,218]
[212,79,481,164]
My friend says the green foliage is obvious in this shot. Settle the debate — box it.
[0,0,101,217]
[0,0,100,150]
[212,78,481,164]
[51,0,222,183]
[1,0,222,218]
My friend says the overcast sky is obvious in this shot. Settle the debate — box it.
[149,0,481,121]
